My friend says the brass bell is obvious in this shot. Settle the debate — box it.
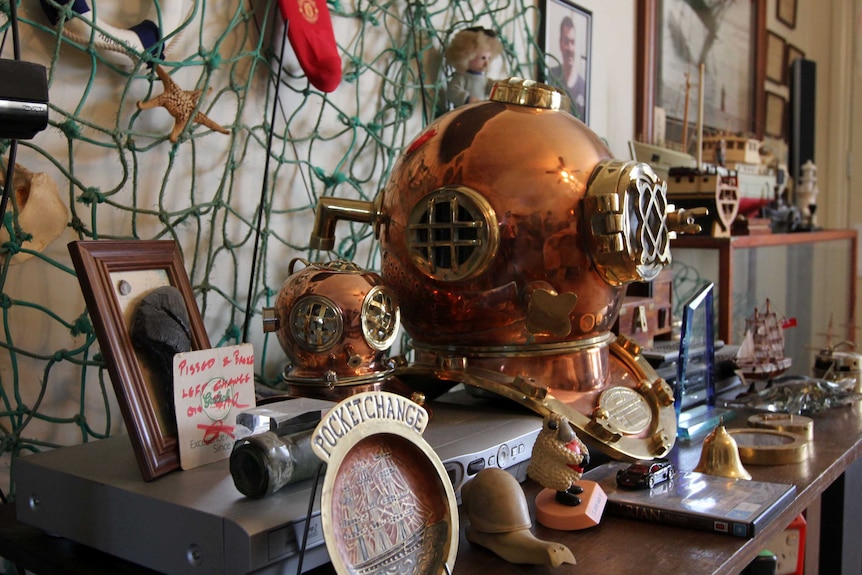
[693,425,752,480]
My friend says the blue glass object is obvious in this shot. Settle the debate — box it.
[675,282,734,440]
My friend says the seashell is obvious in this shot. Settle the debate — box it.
[0,163,68,265]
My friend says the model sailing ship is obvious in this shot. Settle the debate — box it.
[735,299,792,380]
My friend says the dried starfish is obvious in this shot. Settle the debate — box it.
[137,65,229,143]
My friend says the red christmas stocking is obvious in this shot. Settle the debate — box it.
[277,0,342,92]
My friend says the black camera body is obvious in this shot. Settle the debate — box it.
[0,59,49,140]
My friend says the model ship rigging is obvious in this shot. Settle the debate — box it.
[663,63,741,237]
[339,444,444,574]
[735,299,792,380]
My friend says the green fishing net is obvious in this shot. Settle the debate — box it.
[0,0,540,497]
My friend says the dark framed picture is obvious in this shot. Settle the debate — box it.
[766,31,786,84]
[776,0,798,29]
[540,0,592,124]
[635,0,767,146]
[785,44,805,81]
[764,91,786,138]
[68,240,210,481]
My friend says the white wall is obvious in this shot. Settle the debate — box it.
[573,1,636,159]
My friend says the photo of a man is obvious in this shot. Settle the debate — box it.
[544,1,591,123]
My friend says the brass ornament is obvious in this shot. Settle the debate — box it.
[312,391,458,575]
[747,413,814,441]
[262,259,402,400]
[488,77,571,110]
[728,428,810,465]
[583,160,672,286]
[693,425,752,480]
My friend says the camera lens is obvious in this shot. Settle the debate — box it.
[230,441,271,497]
[229,429,319,498]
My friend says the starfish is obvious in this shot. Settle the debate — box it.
[137,65,229,143]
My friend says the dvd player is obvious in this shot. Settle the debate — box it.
[14,397,542,575]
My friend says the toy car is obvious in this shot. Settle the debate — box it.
[616,459,674,489]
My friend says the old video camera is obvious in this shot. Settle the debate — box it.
[230,398,334,498]
[0,59,49,140]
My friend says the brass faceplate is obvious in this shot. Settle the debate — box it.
[584,160,672,286]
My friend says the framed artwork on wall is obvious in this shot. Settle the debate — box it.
[68,240,211,481]
[766,31,786,84]
[636,0,767,146]
[785,44,805,82]
[776,0,798,29]
[539,0,592,124]
[764,91,786,138]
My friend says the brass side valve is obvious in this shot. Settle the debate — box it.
[666,205,709,237]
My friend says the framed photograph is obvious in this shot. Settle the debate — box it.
[636,0,767,146]
[785,43,805,81]
[776,0,798,29]
[766,31,786,84]
[68,240,210,481]
[540,0,592,124]
[765,91,786,138]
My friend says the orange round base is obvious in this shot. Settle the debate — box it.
[535,480,607,531]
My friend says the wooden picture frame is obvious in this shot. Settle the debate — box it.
[776,0,798,29]
[68,240,210,481]
[539,0,592,124]
[636,0,767,146]
[785,43,805,82]
[766,31,786,84]
[764,91,786,138]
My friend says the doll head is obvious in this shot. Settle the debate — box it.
[445,27,504,74]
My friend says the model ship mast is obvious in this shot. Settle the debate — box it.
[665,62,740,237]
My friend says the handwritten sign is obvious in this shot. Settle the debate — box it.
[173,343,255,470]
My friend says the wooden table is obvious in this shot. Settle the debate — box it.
[452,403,862,575]
[0,403,860,575]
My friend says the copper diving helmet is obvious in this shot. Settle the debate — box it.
[307,78,699,460]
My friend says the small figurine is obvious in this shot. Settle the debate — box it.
[795,160,819,228]
[444,26,503,108]
[527,413,606,530]
[461,468,576,567]
[527,413,589,505]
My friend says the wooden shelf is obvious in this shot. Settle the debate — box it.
[669,230,857,375]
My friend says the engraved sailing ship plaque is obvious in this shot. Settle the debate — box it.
[312,391,458,574]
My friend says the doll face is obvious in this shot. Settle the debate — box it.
[467,50,492,73]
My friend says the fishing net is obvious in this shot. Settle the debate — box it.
[0,0,541,499]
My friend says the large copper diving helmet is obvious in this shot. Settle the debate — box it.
[306,78,700,460]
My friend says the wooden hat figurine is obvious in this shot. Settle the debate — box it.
[461,467,575,567]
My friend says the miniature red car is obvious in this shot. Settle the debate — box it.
[616,459,674,489]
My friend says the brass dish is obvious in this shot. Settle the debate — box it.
[727,428,809,465]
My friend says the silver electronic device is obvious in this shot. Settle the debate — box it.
[14,394,542,575]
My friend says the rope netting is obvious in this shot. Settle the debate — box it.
[0,0,543,498]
